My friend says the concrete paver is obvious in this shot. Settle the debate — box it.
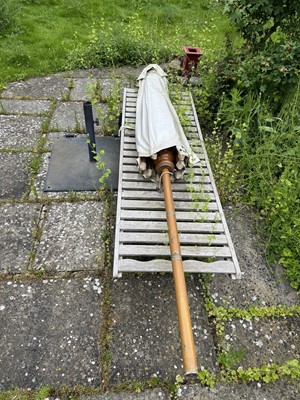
[1,77,70,100]
[178,380,300,399]
[50,101,107,133]
[110,275,216,383]
[0,152,29,199]
[70,78,113,102]
[211,207,299,308]
[0,99,52,115]
[0,278,102,390]
[221,316,300,368]
[0,115,44,149]
[79,389,168,399]
[0,69,299,399]
[0,204,41,273]
[34,202,104,272]
[50,101,87,132]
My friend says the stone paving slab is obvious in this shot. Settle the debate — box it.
[0,152,29,199]
[0,99,52,115]
[50,102,86,132]
[209,207,299,309]
[34,202,104,272]
[221,316,300,368]
[70,78,114,102]
[0,203,41,273]
[79,388,168,400]
[50,101,108,133]
[0,69,299,399]
[0,115,44,149]
[1,77,70,100]
[178,379,300,399]
[53,66,142,80]
[0,277,102,390]
[110,274,217,383]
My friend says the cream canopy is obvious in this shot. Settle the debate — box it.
[135,64,199,181]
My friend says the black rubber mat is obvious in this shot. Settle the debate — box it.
[44,135,120,191]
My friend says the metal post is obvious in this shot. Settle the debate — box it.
[154,148,198,377]
[161,168,198,377]
[83,101,96,162]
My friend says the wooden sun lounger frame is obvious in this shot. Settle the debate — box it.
[113,88,241,279]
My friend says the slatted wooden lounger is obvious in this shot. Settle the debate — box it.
[113,88,241,279]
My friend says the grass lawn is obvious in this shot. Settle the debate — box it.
[0,0,238,88]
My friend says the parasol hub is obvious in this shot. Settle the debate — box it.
[154,147,175,176]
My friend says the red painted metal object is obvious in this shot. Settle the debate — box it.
[182,46,203,74]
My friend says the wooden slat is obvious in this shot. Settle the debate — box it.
[122,164,209,175]
[122,180,214,192]
[119,244,231,258]
[122,172,211,184]
[121,199,218,211]
[121,190,216,201]
[120,220,225,233]
[120,210,221,222]
[119,232,228,245]
[118,259,236,274]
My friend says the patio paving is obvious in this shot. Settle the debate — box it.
[0,68,299,399]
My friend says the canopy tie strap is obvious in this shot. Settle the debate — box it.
[118,124,134,136]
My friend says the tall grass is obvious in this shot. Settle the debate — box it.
[0,0,235,88]
[213,84,300,290]
[242,87,300,290]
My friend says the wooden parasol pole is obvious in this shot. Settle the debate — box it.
[154,148,198,377]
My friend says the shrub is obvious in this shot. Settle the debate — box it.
[66,16,177,70]
[0,0,16,34]
[208,1,300,290]
[217,84,300,290]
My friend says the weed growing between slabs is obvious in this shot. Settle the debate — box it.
[190,275,300,390]
[86,77,122,136]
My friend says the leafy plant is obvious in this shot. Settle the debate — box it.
[34,386,53,399]
[220,0,300,103]
[206,0,300,289]
[0,0,17,34]
[223,0,300,50]
[95,149,111,190]
[218,349,245,370]
[205,116,240,203]
[198,368,217,388]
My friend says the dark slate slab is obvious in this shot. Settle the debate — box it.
[1,77,70,100]
[44,135,120,191]
[34,202,104,272]
[0,204,41,273]
[0,152,29,199]
[0,278,102,390]
[0,99,51,115]
[110,274,217,383]
[0,115,44,150]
